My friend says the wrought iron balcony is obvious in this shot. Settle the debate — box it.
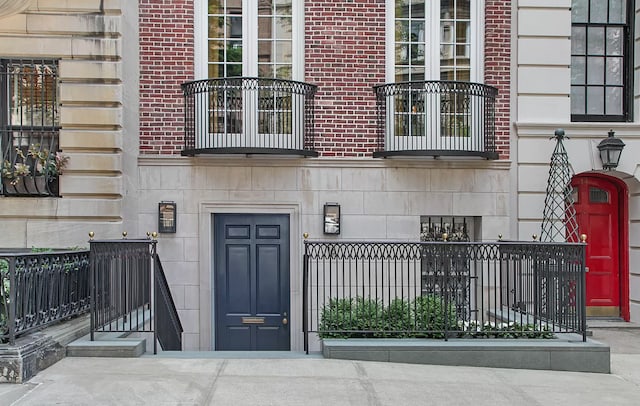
[181,77,318,157]
[373,81,498,159]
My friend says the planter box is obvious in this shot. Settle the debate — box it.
[2,176,57,196]
[321,336,611,373]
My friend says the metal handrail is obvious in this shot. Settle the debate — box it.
[88,238,183,354]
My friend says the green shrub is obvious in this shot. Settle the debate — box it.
[413,295,458,338]
[317,294,555,340]
[380,298,414,337]
[318,297,384,338]
[319,295,457,339]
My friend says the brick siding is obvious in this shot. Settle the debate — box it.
[305,0,386,157]
[485,0,511,160]
[138,0,510,159]
[139,0,194,155]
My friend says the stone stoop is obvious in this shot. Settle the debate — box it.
[321,336,611,374]
[0,314,91,383]
[66,336,146,358]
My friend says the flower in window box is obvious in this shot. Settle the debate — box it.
[1,160,30,185]
[1,144,69,195]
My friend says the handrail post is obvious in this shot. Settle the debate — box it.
[303,240,309,354]
[8,256,16,346]
[581,243,587,342]
[151,241,158,355]
[89,242,95,341]
[443,244,450,341]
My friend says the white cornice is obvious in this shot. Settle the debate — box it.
[138,155,512,170]
[515,122,640,138]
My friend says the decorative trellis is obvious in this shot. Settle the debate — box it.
[540,129,580,243]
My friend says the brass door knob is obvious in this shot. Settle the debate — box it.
[282,317,288,325]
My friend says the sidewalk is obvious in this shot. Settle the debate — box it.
[1,327,639,406]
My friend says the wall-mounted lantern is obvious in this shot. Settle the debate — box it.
[323,203,340,235]
[597,130,625,171]
[158,201,177,233]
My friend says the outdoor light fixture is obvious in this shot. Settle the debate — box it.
[158,201,177,233]
[597,130,625,171]
[323,203,340,235]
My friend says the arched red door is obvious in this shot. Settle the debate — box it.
[571,175,623,318]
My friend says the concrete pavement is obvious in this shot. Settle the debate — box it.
[0,327,639,406]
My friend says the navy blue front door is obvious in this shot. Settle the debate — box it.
[214,214,290,350]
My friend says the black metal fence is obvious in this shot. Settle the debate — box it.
[0,249,90,345]
[303,241,586,352]
[181,77,318,156]
[373,81,498,159]
[89,239,182,353]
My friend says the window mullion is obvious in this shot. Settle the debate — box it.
[244,0,257,77]
[427,0,437,80]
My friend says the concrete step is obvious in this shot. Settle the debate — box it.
[67,336,146,358]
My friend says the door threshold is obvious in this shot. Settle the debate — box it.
[145,351,323,359]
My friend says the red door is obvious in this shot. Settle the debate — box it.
[571,176,620,317]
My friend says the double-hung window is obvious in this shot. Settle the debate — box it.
[1,59,60,196]
[571,0,631,122]
[384,0,484,151]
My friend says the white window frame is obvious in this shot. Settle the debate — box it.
[192,0,305,149]
[384,0,484,83]
[384,1,485,152]
[194,0,304,81]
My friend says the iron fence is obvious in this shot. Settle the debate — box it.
[303,241,586,353]
[373,80,498,159]
[0,249,90,345]
[181,77,318,156]
[89,239,182,353]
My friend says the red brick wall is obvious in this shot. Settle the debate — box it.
[305,0,386,157]
[485,0,511,160]
[139,0,194,155]
[138,0,510,159]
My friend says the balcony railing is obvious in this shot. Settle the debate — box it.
[181,77,318,157]
[303,241,586,353]
[373,81,498,159]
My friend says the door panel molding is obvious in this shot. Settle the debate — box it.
[197,202,301,351]
[214,213,290,350]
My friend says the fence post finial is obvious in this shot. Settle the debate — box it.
[532,234,538,241]
[303,233,309,239]
[151,232,158,240]
[442,233,448,242]
[498,234,503,241]
[581,234,587,243]
[89,231,95,240]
